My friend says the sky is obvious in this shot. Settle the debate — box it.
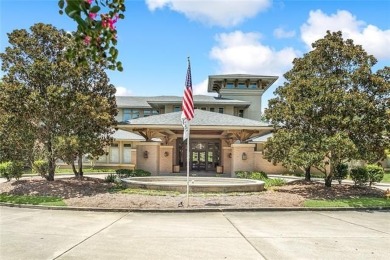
[1,0,389,109]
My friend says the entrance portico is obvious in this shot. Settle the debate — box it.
[118,109,272,176]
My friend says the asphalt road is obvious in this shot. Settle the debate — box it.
[0,207,389,260]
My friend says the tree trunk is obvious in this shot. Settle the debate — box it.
[324,174,333,187]
[46,140,55,181]
[78,154,83,177]
[71,161,78,177]
[304,166,311,181]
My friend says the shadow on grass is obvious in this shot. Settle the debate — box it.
[304,197,390,208]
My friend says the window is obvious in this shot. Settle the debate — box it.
[225,83,234,88]
[209,107,215,112]
[110,144,119,163]
[123,144,132,163]
[238,109,244,118]
[218,108,224,114]
[237,83,246,89]
[173,106,181,112]
[249,83,257,89]
[201,107,206,111]
[144,109,159,117]
[123,109,140,121]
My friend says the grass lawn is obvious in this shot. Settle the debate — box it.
[304,197,390,208]
[0,194,66,206]
[382,172,390,183]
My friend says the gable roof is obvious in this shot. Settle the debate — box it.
[120,109,270,130]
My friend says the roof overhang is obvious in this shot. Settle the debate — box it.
[208,74,278,93]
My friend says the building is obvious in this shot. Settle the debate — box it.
[83,74,293,176]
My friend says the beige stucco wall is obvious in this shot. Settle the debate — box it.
[136,142,160,175]
[159,146,174,173]
[230,144,255,177]
[253,152,289,174]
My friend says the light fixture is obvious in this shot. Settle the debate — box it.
[228,153,232,158]
[143,151,149,159]
[242,152,247,160]
[164,151,169,157]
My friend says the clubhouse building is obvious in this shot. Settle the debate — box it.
[78,74,297,176]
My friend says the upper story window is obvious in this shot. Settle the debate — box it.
[123,109,140,121]
[249,83,257,89]
[237,83,246,89]
[218,108,224,114]
[209,107,215,112]
[238,109,244,118]
[201,107,207,110]
[144,109,159,117]
[173,106,181,112]
[225,83,234,88]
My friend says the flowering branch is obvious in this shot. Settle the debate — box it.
[58,0,125,71]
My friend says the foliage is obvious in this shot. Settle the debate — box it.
[334,163,349,184]
[365,164,385,186]
[0,161,23,181]
[0,194,66,206]
[304,198,390,208]
[0,23,117,181]
[58,0,125,71]
[105,173,117,183]
[383,172,390,183]
[265,31,390,187]
[115,169,133,177]
[235,171,268,180]
[350,167,369,186]
[235,170,285,188]
[32,160,49,177]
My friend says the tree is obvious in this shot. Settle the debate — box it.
[0,23,117,180]
[263,129,324,181]
[265,31,390,187]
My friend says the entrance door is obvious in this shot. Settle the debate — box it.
[191,151,206,171]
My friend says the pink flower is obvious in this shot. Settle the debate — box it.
[84,36,91,45]
[85,0,93,4]
[88,12,97,20]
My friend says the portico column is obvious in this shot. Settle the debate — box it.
[136,142,160,175]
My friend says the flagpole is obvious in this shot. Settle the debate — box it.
[186,123,190,207]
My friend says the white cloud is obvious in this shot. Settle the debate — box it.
[273,27,296,39]
[145,0,271,27]
[115,86,133,96]
[193,78,215,96]
[210,31,300,76]
[301,9,390,59]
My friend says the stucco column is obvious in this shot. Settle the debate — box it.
[230,143,255,177]
[222,147,232,175]
[159,146,174,173]
[136,142,160,175]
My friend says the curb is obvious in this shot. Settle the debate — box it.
[1,202,389,213]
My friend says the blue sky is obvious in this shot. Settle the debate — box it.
[1,0,389,109]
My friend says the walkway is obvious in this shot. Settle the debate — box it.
[1,207,389,259]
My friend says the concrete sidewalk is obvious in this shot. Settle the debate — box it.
[1,207,389,259]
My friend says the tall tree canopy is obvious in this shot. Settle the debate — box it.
[0,23,118,180]
[265,31,390,187]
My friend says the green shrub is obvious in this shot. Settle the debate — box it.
[32,160,49,177]
[115,169,133,178]
[131,169,151,177]
[235,171,268,180]
[350,167,368,186]
[334,163,348,184]
[0,161,23,181]
[365,164,384,186]
[264,178,286,188]
[105,173,117,183]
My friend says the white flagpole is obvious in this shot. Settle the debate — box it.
[186,123,190,207]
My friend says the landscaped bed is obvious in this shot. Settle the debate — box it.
[0,177,388,209]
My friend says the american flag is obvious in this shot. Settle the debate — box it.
[181,58,194,121]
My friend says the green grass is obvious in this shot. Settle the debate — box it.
[304,197,390,208]
[0,194,66,206]
[382,172,390,183]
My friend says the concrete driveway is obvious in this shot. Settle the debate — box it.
[1,207,389,260]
